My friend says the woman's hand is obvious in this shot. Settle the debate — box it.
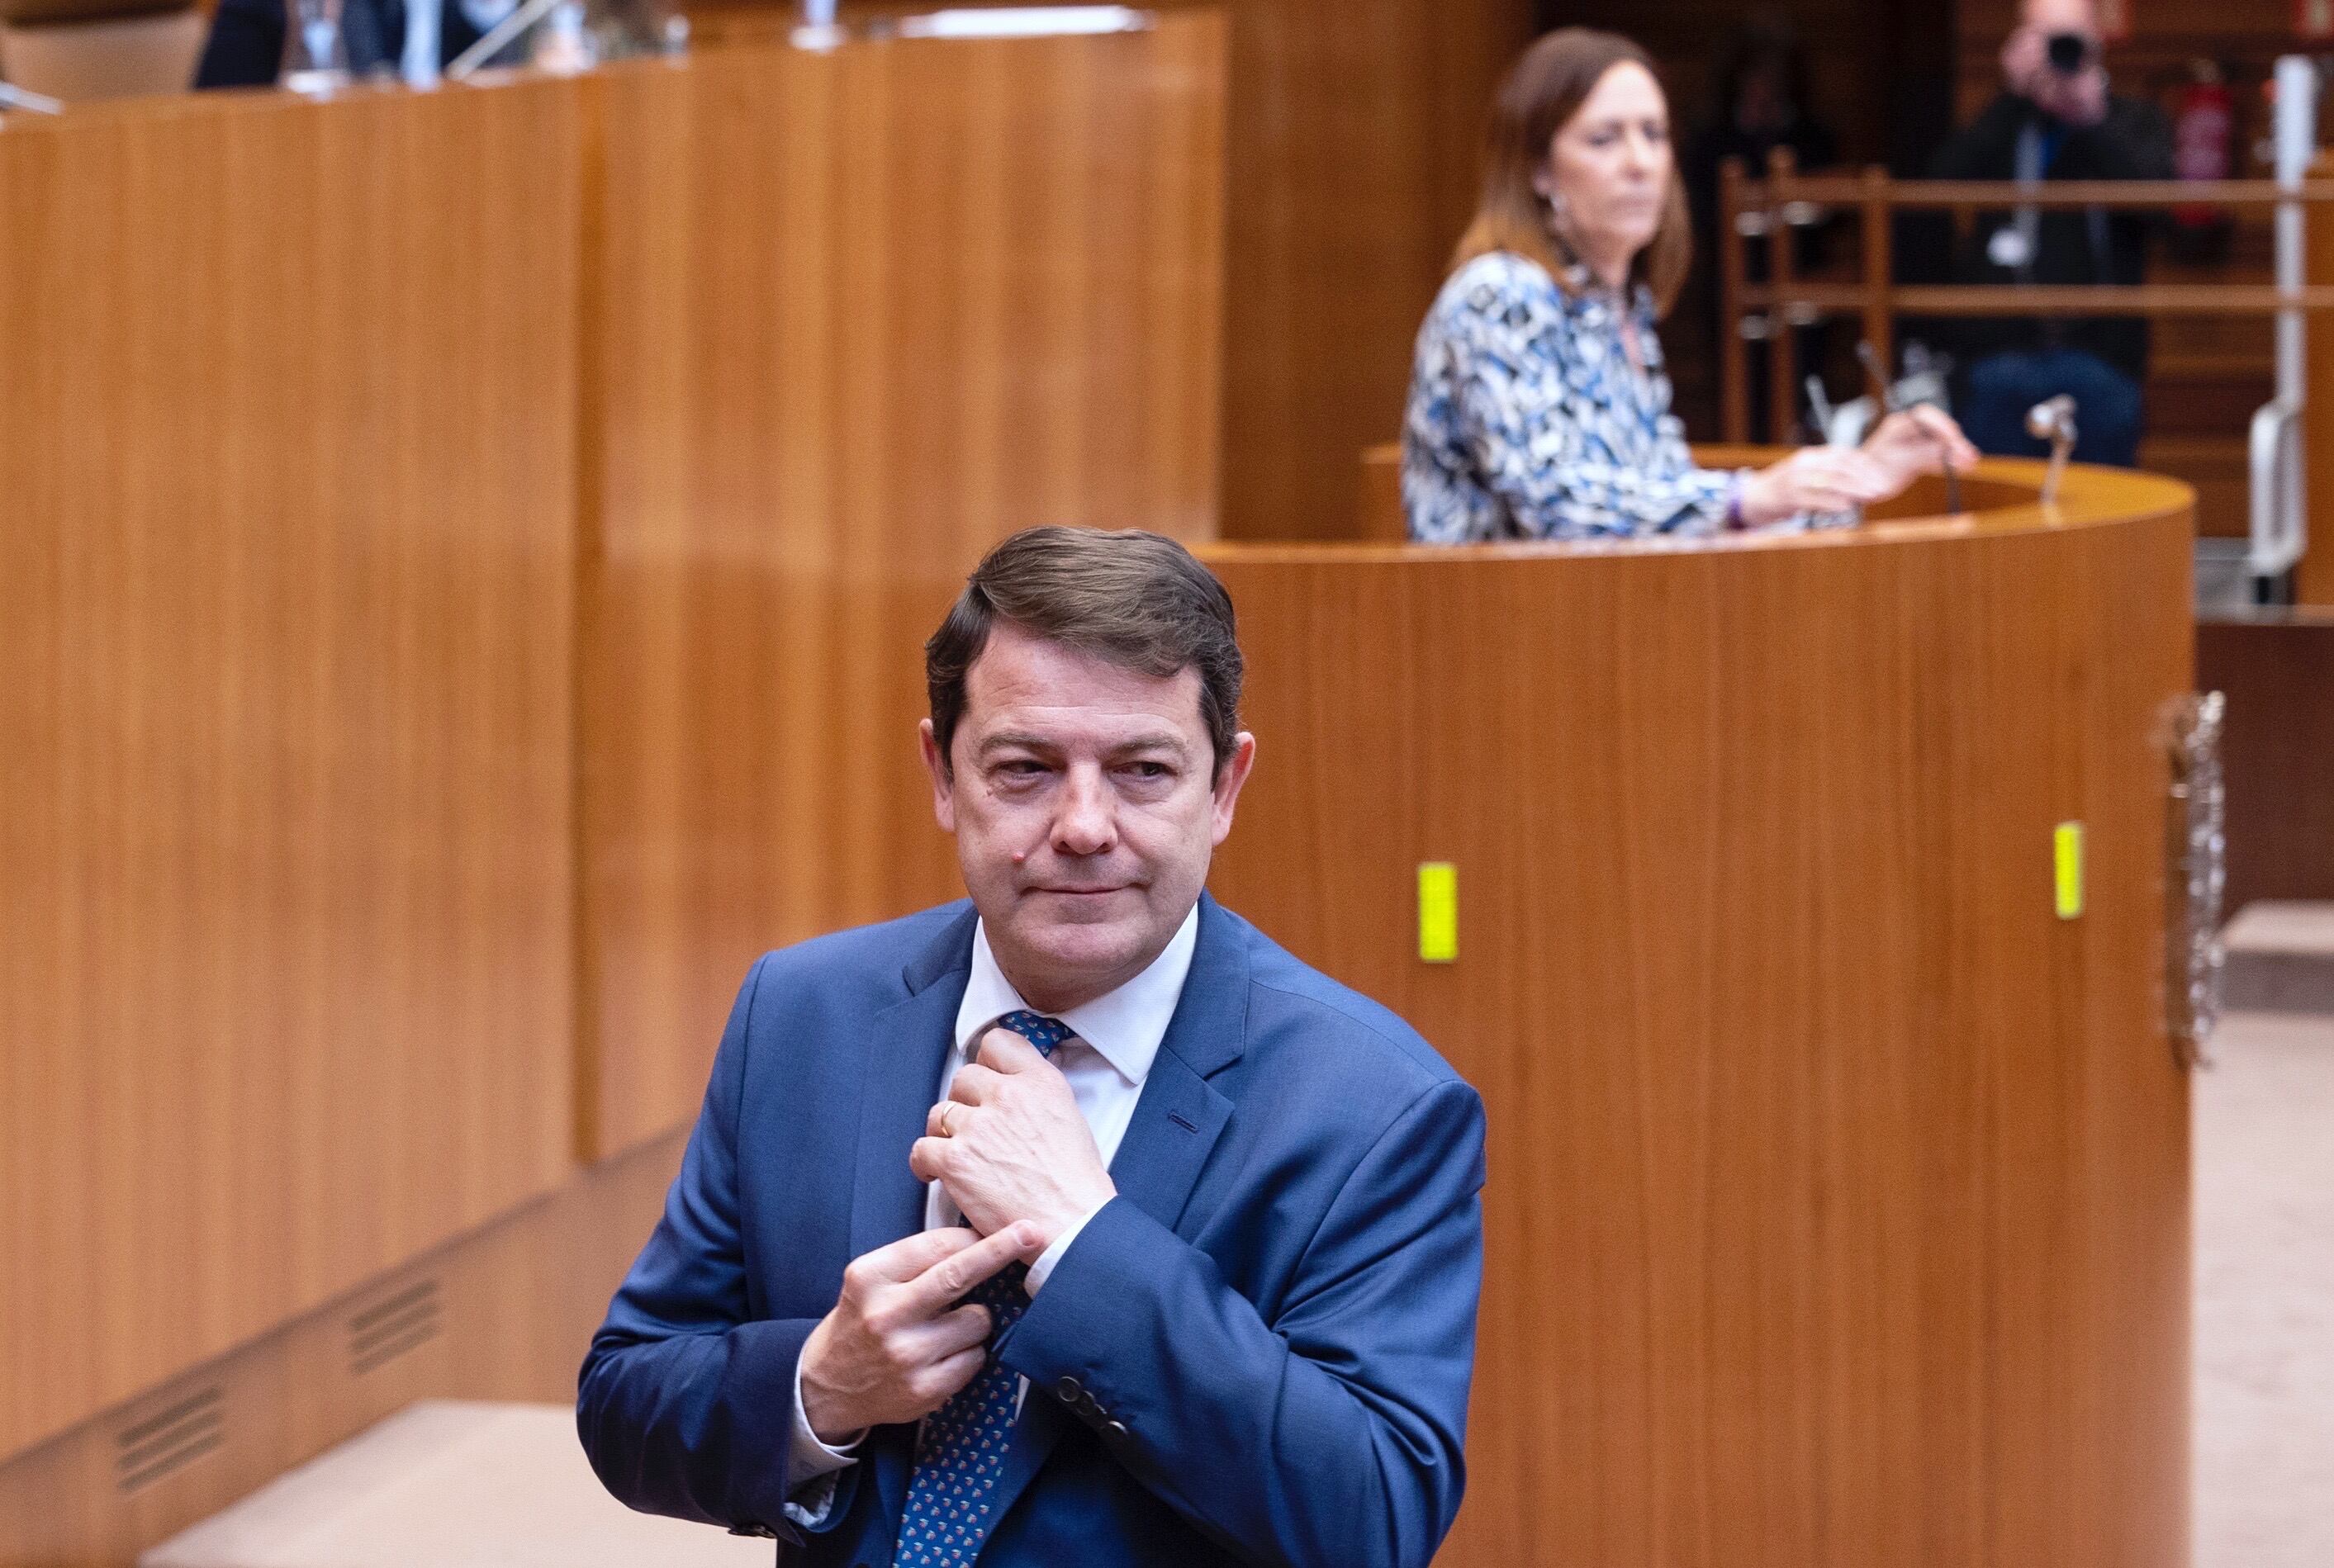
[1737,445,1898,526]
[1862,405,1981,493]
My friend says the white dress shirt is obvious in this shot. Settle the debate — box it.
[783,905,1200,1523]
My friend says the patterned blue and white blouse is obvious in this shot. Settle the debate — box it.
[1403,250,1737,543]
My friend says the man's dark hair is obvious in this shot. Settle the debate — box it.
[926,527,1243,778]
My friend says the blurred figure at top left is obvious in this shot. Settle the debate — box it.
[193,0,510,88]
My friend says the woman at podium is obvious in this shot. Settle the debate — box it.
[1404,28,1976,544]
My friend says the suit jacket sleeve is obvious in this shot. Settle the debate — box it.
[575,955,854,1542]
[996,1076,1487,1568]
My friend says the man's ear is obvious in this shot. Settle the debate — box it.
[1209,732,1257,847]
[919,719,958,833]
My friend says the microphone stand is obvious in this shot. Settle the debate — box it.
[446,0,569,77]
[2026,396,2078,509]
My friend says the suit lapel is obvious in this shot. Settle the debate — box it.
[847,908,978,1264]
[975,896,1248,1532]
[1107,893,1249,1229]
[847,907,977,1533]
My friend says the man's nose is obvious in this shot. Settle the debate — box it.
[1052,766,1117,856]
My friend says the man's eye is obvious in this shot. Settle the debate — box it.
[1126,761,1173,780]
[998,760,1048,778]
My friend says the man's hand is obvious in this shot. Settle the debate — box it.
[2000,25,2047,100]
[910,1029,1118,1251]
[799,1225,1039,1443]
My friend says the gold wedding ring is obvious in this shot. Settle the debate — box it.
[937,1101,958,1137]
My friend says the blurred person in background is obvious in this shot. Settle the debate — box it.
[1926,0,2173,467]
[1405,27,1974,544]
[193,0,510,87]
[1682,17,1838,234]
[1680,17,1843,442]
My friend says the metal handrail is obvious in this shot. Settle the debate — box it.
[1734,282,2334,316]
[1737,176,2334,211]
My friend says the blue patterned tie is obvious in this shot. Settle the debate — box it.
[891,1010,1074,1566]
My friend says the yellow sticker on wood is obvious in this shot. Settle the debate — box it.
[2054,822,2085,920]
[1418,862,1458,962]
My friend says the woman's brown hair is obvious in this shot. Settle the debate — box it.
[1450,28,1692,316]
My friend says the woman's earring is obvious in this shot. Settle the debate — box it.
[1543,190,1568,226]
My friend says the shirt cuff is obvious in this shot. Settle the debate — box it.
[1026,1197,1112,1296]
[790,1355,865,1486]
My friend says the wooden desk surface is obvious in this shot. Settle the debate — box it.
[1353,438,2194,548]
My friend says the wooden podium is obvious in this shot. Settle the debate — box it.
[1204,459,2199,1568]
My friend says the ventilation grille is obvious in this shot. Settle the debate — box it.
[116,1386,223,1495]
[348,1278,442,1376]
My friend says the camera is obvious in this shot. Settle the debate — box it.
[2046,32,2093,75]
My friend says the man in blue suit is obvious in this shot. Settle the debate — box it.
[578,527,1487,1567]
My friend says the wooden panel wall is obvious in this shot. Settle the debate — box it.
[2198,612,2334,910]
[581,17,1231,1158]
[0,25,1232,1507]
[690,0,1533,542]
[0,81,583,1463]
[1203,464,2197,1568]
[0,1134,682,1568]
[1202,0,1529,539]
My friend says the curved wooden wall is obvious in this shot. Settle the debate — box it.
[1201,463,2198,1568]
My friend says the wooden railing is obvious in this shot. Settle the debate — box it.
[1717,149,2334,444]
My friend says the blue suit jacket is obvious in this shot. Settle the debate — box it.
[578,893,1486,1568]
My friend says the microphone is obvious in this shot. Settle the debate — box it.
[2025,396,2078,508]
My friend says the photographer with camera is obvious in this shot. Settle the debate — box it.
[1924,0,2172,467]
